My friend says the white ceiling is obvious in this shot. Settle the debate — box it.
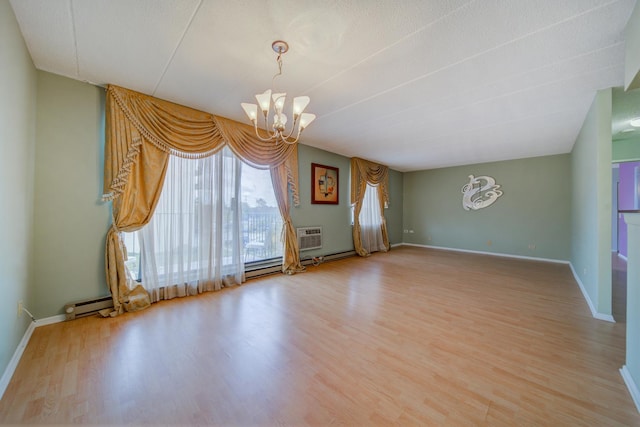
[9,0,637,171]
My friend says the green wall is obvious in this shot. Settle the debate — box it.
[613,138,640,163]
[292,145,354,258]
[386,169,404,245]
[403,154,571,261]
[0,0,37,388]
[27,78,405,317]
[33,72,110,318]
[570,89,612,318]
[291,144,404,258]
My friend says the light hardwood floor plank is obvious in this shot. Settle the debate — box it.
[1,246,639,425]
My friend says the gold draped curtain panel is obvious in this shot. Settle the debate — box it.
[350,157,390,256]
[102,84,303,316]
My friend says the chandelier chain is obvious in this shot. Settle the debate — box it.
[272,54,283,87]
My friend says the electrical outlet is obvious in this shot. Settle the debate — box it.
[528,244,536,250]
[403,229,409,233]
[487,239,492,246]
[409,230,414,234]
[17,300,23,318]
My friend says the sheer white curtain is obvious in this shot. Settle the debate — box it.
[138,146,244,302]
[359,184,387,253]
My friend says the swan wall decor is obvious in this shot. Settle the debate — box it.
[461,175,503,211]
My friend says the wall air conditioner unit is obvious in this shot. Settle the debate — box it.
[297,226,322,251]
[64,295,113,320]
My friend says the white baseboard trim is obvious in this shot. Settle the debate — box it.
[36,314,66,326]
[0,314,66,400]
[399,243,616,323]
[618,253,628,262]
[400,242,570,265]
[568,263,615,323]
[593,312,616,322]
[390,243,403,248]
[621,365,640,413]
[0,321,36,400]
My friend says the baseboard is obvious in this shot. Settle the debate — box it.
[36,314,66,326]
[593,312,616,322]
[0,321,36,400]
[301,250,357,265]
[568,263,615,323]
[246,264,282,279]
[390,243,403,248]
[0,314,66,400]
[618,253,628,262]
[400,242,570,265]
[323,250,357,261]
[621,365,640,413]
[247,250,358,277]
[398,243,615,322]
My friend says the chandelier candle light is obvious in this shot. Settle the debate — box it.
[241,40,315,144]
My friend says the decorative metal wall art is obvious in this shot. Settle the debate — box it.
[461,175,503,211]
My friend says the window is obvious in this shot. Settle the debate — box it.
[123,148,283,286]
[359,183,386,253]
[241,163,283,264]
[123,230,141,281]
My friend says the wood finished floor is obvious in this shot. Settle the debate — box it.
[1,246,639,425]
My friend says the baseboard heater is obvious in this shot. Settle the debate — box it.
[246,264,283,279]
[301,250,357,266]
[62,252,357,314]
[64,295,113,320]
[247,250,358,279]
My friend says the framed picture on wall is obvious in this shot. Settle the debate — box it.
[311,163,339,204]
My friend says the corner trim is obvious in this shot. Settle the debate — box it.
[568,263,615,322]
[400,242,569,264]
[621,365,640,413]
[0,314,66,400]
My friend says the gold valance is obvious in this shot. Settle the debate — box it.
[350,157,390,256]
[350,157,390,206]
[103,84,299,203]
[102,84,303,316]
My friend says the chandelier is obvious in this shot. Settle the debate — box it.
[241,40,315,145]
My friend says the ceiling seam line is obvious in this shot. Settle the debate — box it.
[370,101,605,142]
[338,59,622,144]
[361,61,625,126]
[152,0,203,96]
[302,0,478,94]
[69,0,80,79]
[316,0,624,120]
[342,105,600,152]
[336,42,625,127]
[344,90,613,146]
